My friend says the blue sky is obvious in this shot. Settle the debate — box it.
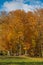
[0,0,43,12]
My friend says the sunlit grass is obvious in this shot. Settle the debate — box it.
[0,56,43,65]
[0,56,43,62]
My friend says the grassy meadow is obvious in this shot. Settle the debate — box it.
[0,56,43,65]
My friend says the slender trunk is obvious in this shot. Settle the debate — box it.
[41,43,43,57]
[7,51,10,56]
[19,44,21,56]
[35,42,42,57]
[25,49,27,56]
[41,51,43,57]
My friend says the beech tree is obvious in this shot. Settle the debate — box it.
[0,9,43,57]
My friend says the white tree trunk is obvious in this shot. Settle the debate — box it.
[25,50,27,56]
[7,51,10,56]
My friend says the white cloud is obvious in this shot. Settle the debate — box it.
[3,1,23,11]
[1,0,43,12]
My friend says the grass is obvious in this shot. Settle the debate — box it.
[0,56,43,65]
[0,62,43,65]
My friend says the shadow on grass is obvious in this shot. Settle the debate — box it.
[0,62,43,65]
[0,56,26,59]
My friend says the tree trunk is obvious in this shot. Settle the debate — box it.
[25,49,27,56]
[41,43,43,57]
[19,44,21,56]
[35,42,42,57]
[41,51,43,57]
[7,51,10,56]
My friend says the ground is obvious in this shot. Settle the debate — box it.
[0,56,43,65]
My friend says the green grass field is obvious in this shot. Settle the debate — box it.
[0,56,43,65]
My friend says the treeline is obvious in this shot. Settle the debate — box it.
[0,9,43,57]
